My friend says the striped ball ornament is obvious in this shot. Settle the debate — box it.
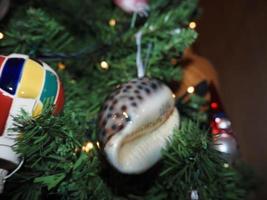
[0,53,64,137]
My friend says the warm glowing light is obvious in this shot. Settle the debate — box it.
[187,86,195,94]
[70,80,76,85]
[170,58,178,65]
[172,94,176,98]
[0,32,4,40]
[82,142,94,153]
[189,21,197,29]
[100,61,109,70]
[109,19,117,26]
[96,142,100,148]
[57,62,66,70]
[223,163,229,168]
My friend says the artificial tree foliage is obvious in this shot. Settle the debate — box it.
[0,0,254,199]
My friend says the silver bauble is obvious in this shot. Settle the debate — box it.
[213,133,239,163]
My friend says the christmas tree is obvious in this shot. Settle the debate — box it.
[0,0,256,199]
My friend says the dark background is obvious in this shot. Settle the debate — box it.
[195,0,267,198]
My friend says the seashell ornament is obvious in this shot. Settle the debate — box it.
[98,77,180,174]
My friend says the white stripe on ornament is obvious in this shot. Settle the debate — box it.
[3,98,36,138]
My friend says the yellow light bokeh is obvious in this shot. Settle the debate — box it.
[109,19,117,27]
[70,79,76,84]
[187,86,195,94]
[0,32,4,40]
[223,163,229,168]
[57,62,66,70]
[100,61,109,70]
[96,142,100,148]
[189,21,197,29]
[170,58,178,65]
[82,142,94,153]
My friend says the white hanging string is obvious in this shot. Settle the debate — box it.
[135,31,145,78]
[190,190,199,200]
[5,157,24,179]
[0,157,24,194]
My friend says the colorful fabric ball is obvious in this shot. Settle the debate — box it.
[0,54,64,136]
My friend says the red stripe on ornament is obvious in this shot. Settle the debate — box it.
[0,56,5,70]
[53,81,64,115]
[0,90,13,136]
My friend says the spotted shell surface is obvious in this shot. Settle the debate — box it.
[98,77,174,144]
[97,77,179,173]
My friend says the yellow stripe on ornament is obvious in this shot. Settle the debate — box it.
[17,59,44,98]
[32,101,43,117]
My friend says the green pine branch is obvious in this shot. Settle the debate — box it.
[0,8,74,56]
[4,105,111,200]
[0,0,256,199]
[145,120,248,200]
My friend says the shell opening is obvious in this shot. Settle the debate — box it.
[105,108,179,174]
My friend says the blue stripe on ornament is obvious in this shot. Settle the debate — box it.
[0,58,25,95]
[40,70,58,103]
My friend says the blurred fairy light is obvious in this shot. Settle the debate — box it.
[82,142,94,153]
[57,62,66,70]
[100,61,109,70]
[223,163,230,168]
[211,102,219,109]
[172,28,181,35]
[170,58,178,65]
[96,141,100,148]
[187,86,195,94]
[189,21,197,29]
[109,19,117,26]
[70,79,76,84]
[149,25,155,31]
[0,32,4,40]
